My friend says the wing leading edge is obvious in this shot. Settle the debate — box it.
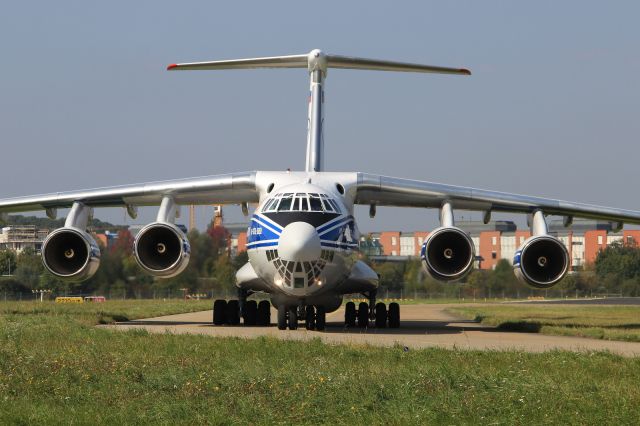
[355,173,640,225]
[0,172,258,214]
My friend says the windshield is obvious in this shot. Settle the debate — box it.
[261,192,341,213]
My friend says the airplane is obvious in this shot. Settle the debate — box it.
[2,49,640,331]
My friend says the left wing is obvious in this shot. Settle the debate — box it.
[355,173,640,225]
[0,172,258,214]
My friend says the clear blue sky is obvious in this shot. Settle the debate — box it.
[1,1,638,231]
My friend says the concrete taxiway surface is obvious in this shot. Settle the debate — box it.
[105,303,640,357]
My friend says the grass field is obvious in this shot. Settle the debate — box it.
[0,299,213,326]
[449,304,640,342]
[0,301,639,424]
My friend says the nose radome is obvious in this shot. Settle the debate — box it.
[278,222,321,262]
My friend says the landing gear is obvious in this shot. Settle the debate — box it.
[375,302,387,328]
[277,305,287,330]
[343,291,401,328]
[213,299,227,325]
[244,300,257,326]
[226,300,240,325]
[388,302,400,328]
[288,306,298,330]
[315,306,326,331]
[344,301,356,327]
[357,302,369,328]
[305,305,316,330]
[257,300,271,326]
[213,298,326,331]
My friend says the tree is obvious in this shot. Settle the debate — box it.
[0,250,16,276]
[111,229,134,256]
[595,241,640,281]
[13,247,43,290]
[207,225,230,257]
[211,256,237,295]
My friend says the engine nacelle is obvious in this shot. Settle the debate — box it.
[42,228,101,281]
[513,235,569,288]
[134,222,190,278]
[421,227,475,281]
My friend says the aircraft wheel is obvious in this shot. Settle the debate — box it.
[345,301,356,327]
[357,302,369,328]
[315,306,326,331]
[375,302,387,328]
[288,307,298,330]
[257,300,271,326]
[213,299,227,325]
[305,305,316,330]
[277,305,287,330]
[388,302,400,328]
[244,300,257,326]
[226,300,241,325]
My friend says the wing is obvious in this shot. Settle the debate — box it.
[0,172,258,214]
[355,173,640,225]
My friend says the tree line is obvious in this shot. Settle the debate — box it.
[371,240,640,298]
[0,225,247,299]
[2,218,640,298]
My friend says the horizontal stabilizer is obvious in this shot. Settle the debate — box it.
[325,54,470,75]
[168,49,470,75]
[167,54,308,71]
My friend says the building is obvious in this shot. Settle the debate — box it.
[0,225,50,253]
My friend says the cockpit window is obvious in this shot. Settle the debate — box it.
[277,194,293,211]
[261,192,340,213]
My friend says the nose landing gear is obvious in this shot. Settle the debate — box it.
[277,304,326,331]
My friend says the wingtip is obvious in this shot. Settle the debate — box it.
[460,68,471,75]
[167,63,178,71]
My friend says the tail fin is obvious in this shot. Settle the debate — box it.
[167,49,470,173]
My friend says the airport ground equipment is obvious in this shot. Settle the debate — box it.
[3,49,640,330]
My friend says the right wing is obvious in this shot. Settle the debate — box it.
[0,172,259,214]
[355,173,640,226]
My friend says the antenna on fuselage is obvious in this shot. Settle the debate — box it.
[167,49,470,173]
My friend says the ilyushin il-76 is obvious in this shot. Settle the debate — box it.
[3,49,639,330]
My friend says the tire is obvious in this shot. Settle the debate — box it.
[277,305,287,330]
[357,302,369,328]
[388,302,400,328]
[226,300,241,325]
[213,299,227,325]
[345,301,356,327]
[375,302,387,328]
[257,300,271,326]
[315,306,326,331]
[288,306,298,330]
[244,300,258,326]
[305,305,315,330]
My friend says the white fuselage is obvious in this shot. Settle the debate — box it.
[239,172,377,311]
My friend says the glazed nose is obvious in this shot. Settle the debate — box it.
[278,222,321,262]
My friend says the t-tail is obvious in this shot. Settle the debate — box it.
[167,49,470,172]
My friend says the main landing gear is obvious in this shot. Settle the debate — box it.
[212,289,271,326]
[344,290,400,328]
[277,305,326,331]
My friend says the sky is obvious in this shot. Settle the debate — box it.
[1,1,639,232]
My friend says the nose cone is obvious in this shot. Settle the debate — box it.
[278,222,321,262]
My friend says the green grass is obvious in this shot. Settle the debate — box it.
[449,304,640,342]
[0,301,639,424]
[0,299,213,326]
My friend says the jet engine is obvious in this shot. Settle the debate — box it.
[42,228,100,281]
[134,222,190,278]
[421,226,475,281]
[513,235,569,288]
